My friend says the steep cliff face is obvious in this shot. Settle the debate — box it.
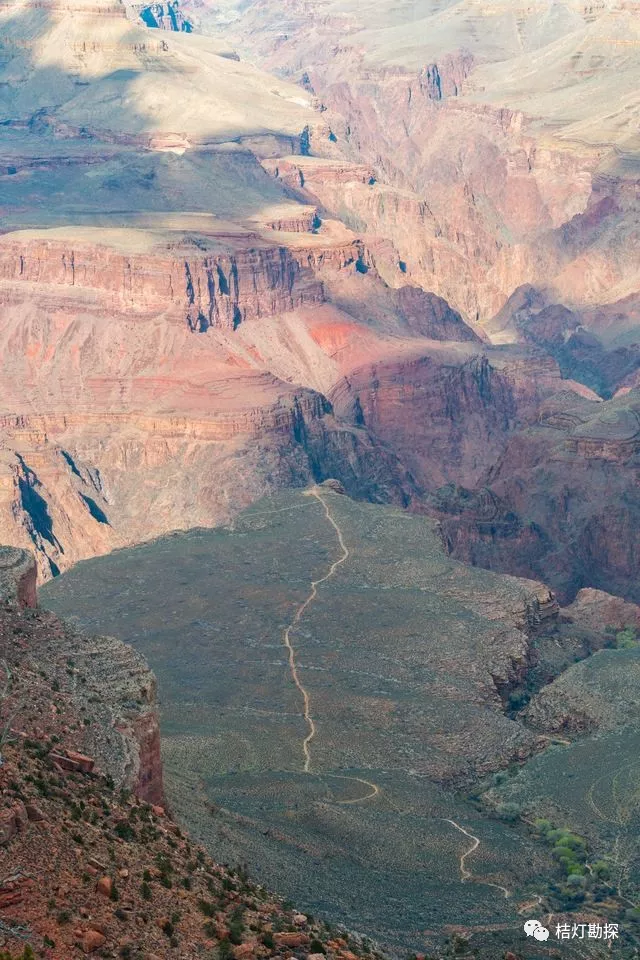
[220,0,639,329]
[0,0,637,612]
[0,546,164,803]
[136,0,193,32]
[0,546,38,609]
[429,390,640,603]
[330,348,553,491]
[0,222,420,578]
[0,234,325,331]
[0,391,413,580]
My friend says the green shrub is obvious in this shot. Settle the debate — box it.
[198,899,216,918]
[496,802,522,822]
[114,821,136,842]
[228,907,245,945]
[219,940,234,960]
[616,627,637,649]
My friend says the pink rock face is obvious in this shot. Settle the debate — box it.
[224,0,639,328]
[0,226,417,579]
[0,0,637,609]
[0,237,325,331]
[133,711,165,807]
[564,589,640,634]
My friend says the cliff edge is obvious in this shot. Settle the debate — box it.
[0,549,371,959]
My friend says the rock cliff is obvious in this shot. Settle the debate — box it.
[0,548,369,959]
[0,547,37,610]
[220,0,639,327]
[0,0,637,612]
[0,546,164,804]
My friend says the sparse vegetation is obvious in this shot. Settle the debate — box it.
[615,626,638,649]
[0,948,36,960]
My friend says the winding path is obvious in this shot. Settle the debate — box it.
[281,489,512,896]
[282,487,349,773]
[442,818,511,898]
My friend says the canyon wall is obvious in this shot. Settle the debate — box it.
[0,0,637,608]
[0,545,164,803]
[0,234,325,331]
[221,0,639,327]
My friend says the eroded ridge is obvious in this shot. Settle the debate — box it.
[282,487,349,773]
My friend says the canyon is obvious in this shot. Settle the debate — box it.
[0,0,637,605]
[41,485,640,957]
[0,1,639,956]
[0,544,374,960]
[0,0,637,606]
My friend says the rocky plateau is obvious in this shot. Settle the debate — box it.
[0,0,638,604]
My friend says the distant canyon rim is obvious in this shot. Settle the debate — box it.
[0,0,637,606]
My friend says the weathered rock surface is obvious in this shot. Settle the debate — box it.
[524,631,640,736]
[0,547,37,609]
[220,0,640,326]
[0,0,637,615]
[0,546,164,804]
[0,564,352,960]
[563,588,640,634]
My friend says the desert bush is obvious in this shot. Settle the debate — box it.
[616,626,637,649]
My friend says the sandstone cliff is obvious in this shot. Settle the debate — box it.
[0,0,637,614]
[219,0,640,327]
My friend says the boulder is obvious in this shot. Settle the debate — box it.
[274,933,310,948]
[96,876,113,898]
[81,929,107,954]
[25,802,46,821]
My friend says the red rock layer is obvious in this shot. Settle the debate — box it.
[0,236,325,330]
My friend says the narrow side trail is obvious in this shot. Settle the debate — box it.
[280,490,511,896]
[282,488,349,773]
[442,818,511,898]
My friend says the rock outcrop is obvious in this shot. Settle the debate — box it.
[0,546,164,805]
[0,547,37,610]
[0,546,365,960]
[0,234,325,331]
[223,0,639,327]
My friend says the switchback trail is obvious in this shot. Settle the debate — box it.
[280,493,509,897]
[282,487,349,774]
[442,818,511,898]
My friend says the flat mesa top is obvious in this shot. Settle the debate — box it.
[0,0,313,139]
